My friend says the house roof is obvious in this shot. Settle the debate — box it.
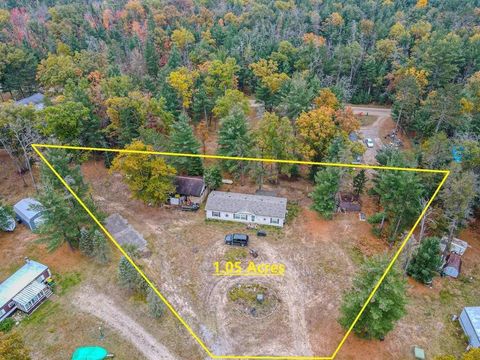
[15,93,45,110]
[205,191,287,219]
[0,260,48,306]
[13,198,44,221]
[463,307,480,343]
[174,176,205,197]
[13,281,48,307]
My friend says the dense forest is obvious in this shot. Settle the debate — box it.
[0,0,479,249]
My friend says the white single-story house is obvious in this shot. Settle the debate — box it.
[0,259,52,321]
[460,307,480,348]
[205,191,287,227]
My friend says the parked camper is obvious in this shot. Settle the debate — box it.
[13,198,45,231]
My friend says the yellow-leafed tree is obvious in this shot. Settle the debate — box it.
[111,141,176,206]
[167,67,199,109]
[296,107,337,161]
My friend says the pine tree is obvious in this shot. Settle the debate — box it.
[353,170,367,197]
[203,166,222,190]
[310,168,340,219]
[147,287,166,318]
[407,237,442,284]
[339,255,407,339]
[118,256,147,294]
[168,113,203,176]
[145,37,159,78]
[217,107,252,182]
[36,149,104,251]
[0,201,14,231]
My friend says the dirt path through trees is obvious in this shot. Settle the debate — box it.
[73,287,178,360]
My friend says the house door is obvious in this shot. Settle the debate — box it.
[251,215,255,222]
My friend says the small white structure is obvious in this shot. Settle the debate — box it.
[460,307,480,348]
[13,198,45,231]
[205,191,287,227]
[440,236,469,256]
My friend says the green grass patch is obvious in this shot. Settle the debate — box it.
[0,318,15,333]
[56,271,82,295]
[347,245,365,266]
[286,201,300,223]
[21,301,61,327]
[224,248,248,263]
[356,114,378,126]
[439,289,454,305]
[228,284,268,304]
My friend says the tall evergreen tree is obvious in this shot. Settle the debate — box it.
[310,168,340,219]
[36,149,105,251]
[217,106,252,182]
[407,237,442,284]
[168,113,203,176]
[339,255,407,339]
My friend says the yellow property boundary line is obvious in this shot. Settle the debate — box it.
[31,143,450,360]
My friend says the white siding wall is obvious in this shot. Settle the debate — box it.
[206,210,284,227]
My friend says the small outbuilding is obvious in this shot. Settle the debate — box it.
[460,307,480,348]
[13,198,45,231]
[170,176,208,205]
[442,252,462,278]
[0,258,52,321]
[15,93,45,110]
[205,191,287,227]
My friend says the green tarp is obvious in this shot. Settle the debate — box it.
[71,346,108,360]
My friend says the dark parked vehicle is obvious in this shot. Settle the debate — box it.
[180,203,200,211]
[257,230,267,237]
[225,233,249,247]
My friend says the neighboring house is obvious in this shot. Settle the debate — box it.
[460,307,480,348]
[205,191,287,227]
[169,176,208,205]
[13,198,45,231]
[15,93,45,110]
[0,259,52,321]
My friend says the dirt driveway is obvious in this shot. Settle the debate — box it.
[73,287,178,360]
[350,106,392,165]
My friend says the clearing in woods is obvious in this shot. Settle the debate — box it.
[32,143,449,360]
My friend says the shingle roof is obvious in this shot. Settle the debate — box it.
[174,176,205,197]
[0,260,48,306]
[205,191,287,219]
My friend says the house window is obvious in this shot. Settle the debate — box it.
[251,215,255,221]
[212,211,221,217]
[234,213,248,220]
[0,309,5,317]
[8,301,15,308]
[270,218,280,224]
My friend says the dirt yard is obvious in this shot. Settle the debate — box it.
[2,150,480,360]
[82,158,390,358]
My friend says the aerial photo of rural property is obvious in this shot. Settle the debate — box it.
[1,1,480,360]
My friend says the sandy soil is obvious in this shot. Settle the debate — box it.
[73,287,177,360]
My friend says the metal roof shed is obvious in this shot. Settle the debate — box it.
[13,198,45,231]
[15,93,45,110]
[460,307,480,348]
